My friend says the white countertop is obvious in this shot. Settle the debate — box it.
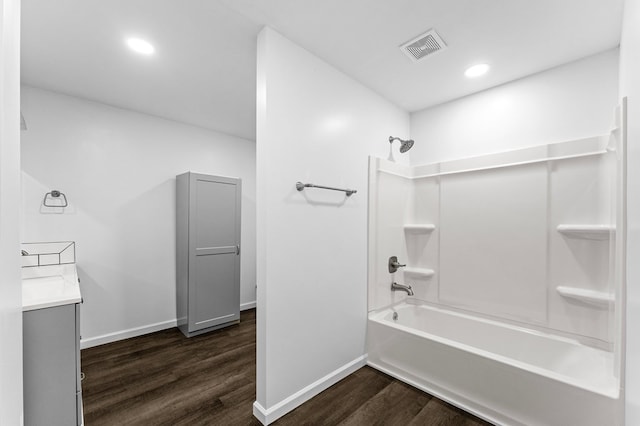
[22,264,82,311]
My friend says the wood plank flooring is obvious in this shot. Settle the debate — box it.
[81,309,492,425]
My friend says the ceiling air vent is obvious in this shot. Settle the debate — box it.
[400,29,447,62]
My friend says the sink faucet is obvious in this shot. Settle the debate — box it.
[391,282,414,296]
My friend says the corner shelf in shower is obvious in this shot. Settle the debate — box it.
[404,267,435,279]
[403,224,436,234]
[556,286,614,308]
[556,224,615,240]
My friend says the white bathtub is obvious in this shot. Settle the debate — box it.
[367,301,621,426]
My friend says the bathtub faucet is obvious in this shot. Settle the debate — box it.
[391,282,414,296]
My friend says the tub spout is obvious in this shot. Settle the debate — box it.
[391,282,414,296]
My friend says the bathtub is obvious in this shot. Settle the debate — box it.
[367,301,621,426]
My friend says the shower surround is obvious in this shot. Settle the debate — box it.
[366,111,626,425]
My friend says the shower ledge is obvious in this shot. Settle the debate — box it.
[403,267,435,279]
[404,224,435,234]
[556,286,614,308]
[556,224,615,240]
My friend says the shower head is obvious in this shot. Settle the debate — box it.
[389,136,414,153]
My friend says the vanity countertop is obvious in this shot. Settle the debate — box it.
[22,263,81,311]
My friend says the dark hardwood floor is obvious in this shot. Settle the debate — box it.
[81,309,491,425]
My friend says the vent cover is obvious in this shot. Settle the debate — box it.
[400,29,447,62]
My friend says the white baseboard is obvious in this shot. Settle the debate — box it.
[253,354,367,425]
[81,303,255,349]
[241,301,257,310]
[80,319,177,349]
[252,402,269,425]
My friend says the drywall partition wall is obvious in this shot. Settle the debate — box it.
[410,48,619,165]
[255,27,409,424]
[20,86,257,347]
[620,0,640,422]
[0,0,23,423]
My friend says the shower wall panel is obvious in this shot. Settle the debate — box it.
[369,170,412,311]
[406,177,439,303]
[548,154,614,343]
[369,134,618,346]
[439,163,548,324]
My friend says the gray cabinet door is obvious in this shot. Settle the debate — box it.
[188,173,241,333]
[23,304,78,426]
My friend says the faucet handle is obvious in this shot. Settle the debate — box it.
[388,256,406,273]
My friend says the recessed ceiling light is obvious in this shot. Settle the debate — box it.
[465,63,490,78]
[126,37,155,55]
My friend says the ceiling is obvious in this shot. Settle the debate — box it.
[21,0,624,141]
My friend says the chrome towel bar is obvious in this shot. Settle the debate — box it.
[296,182,357,197]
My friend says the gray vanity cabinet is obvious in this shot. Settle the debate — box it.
[23,303,82,426]
[176,172,241,337]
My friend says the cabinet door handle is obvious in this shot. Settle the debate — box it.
[236,245,240,255]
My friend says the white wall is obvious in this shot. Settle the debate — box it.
[0,0,23,423]
[620,0,640,423]
[410,48,619,164]
[20,86,257,346]
[255,27,410,423]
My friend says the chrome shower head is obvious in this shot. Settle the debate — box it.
[400,139,414,153]
[389,136,414,153]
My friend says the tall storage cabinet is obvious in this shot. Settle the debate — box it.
[176,172,241,337]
